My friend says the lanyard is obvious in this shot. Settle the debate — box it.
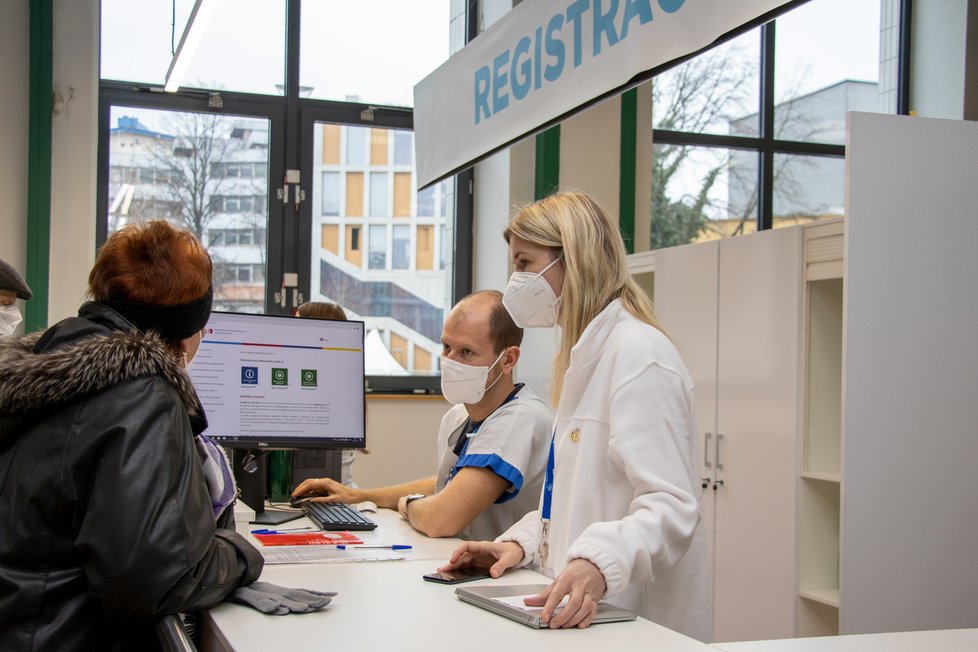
[541,430,556,521]
[538,429,556,565]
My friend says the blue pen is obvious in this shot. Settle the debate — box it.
[251,527,316,535]
[336,544,412,550]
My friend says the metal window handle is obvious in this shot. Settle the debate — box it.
[715,433,724,471]
[704,432,713,468]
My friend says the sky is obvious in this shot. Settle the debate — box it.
[101,0,451,107]
[101,0,881,109]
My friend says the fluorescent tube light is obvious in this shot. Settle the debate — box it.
[164,0,222,93]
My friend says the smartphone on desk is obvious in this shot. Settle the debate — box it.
[423,567,492,584]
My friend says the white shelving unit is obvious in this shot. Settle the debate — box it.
[797,219,843,636]
[796,113,978,637]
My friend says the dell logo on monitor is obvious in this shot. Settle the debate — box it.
[257,442,269,447]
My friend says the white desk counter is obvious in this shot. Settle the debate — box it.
[712,629,978,652]
[237,507,463,562]
[205,509,713,652]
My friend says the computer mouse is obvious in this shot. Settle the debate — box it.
[355,500,378,513]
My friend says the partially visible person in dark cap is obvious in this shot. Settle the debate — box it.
[0,257,32,338]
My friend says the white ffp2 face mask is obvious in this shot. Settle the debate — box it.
[440,350,505,405]
[502,256,562,328]
[0,305,22,337]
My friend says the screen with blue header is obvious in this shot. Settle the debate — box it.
[188,311,366,449]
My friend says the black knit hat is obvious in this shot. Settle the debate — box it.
[0,258,32,300]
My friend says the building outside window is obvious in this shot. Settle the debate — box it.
[106,110,270,313]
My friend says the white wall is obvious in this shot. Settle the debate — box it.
[0,0,30,329]
[560,95,621,213]
[49,0,99,322]
[353,397,449,487]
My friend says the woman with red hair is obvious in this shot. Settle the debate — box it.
[0,221,263,650]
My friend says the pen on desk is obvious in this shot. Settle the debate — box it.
[336,544,412,550]
[250,527,317,534]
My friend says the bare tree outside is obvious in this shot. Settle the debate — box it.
[146,112,243,241]
[107,108,271,312]
[651,39,757,249]
[651,37,829,249]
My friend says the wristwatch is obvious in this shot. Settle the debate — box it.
[400,493,426,519]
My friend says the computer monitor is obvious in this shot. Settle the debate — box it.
[188,311,366,523]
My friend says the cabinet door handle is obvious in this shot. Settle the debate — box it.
[704,432,712,468]
[702,478,711,489]
[715,433,724,471]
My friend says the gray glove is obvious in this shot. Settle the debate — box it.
[229,581,337,615]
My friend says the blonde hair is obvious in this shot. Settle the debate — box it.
[504,191,666,405]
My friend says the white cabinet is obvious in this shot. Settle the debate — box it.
[654,226,803,642]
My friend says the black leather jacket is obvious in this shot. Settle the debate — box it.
[0,303,263,651]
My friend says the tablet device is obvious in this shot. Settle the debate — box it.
[455,584,636,628]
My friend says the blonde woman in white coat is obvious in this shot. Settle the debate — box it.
[438,192,712,641]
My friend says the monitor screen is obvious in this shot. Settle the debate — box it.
[188,311,365,450]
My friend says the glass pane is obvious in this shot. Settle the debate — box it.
[368,225,387,270]
[346,127,367,166]
[394,131,414,165]
[652,143,759,249]
[310,123,451,376]
[392,225,410,270]
[417,186,436,217]
[300,2,451,107]
[101,0,285,95]
[322,172,340,216]
[775,0,886,144]
[653,29,761,136]
[107,107,270,313]
[773,154,845,225]
[370,172,388,217]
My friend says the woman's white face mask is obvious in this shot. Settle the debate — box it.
[440,350,505,405]
[502,256,562,328]
[0,305,22,337]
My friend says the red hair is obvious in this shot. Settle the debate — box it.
[89,221,212,306]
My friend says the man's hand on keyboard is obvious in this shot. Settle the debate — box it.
[292,477,361,504]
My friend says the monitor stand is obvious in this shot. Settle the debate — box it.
[231,449,304,526]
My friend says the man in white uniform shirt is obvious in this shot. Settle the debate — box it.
[293,290,553,539]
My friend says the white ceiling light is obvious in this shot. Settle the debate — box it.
[164,0,222,93]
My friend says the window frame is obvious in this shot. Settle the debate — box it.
[650,2,912,235]
[97,0,472,395]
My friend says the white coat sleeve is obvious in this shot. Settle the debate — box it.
[495,508,543,568]
[566,362,700,598]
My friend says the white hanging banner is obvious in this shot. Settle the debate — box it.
[414,0,801,188]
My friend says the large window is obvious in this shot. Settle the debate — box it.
[103,106,270,314]
[311,122,453,376]
[98,1,458,391]
[651,0,896,249]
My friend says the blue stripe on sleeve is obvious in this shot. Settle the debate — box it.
[454,453,525,504]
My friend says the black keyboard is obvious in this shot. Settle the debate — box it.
[302,502,377,531]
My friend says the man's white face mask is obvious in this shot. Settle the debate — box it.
[502,256,562,328]
[439,350,505,405]
[0,305,22,337]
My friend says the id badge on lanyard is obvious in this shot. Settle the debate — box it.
[539,430,556,564]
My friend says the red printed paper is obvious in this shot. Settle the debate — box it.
[254,531,364,547]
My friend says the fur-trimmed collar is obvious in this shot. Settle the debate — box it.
[0,328,203,420]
